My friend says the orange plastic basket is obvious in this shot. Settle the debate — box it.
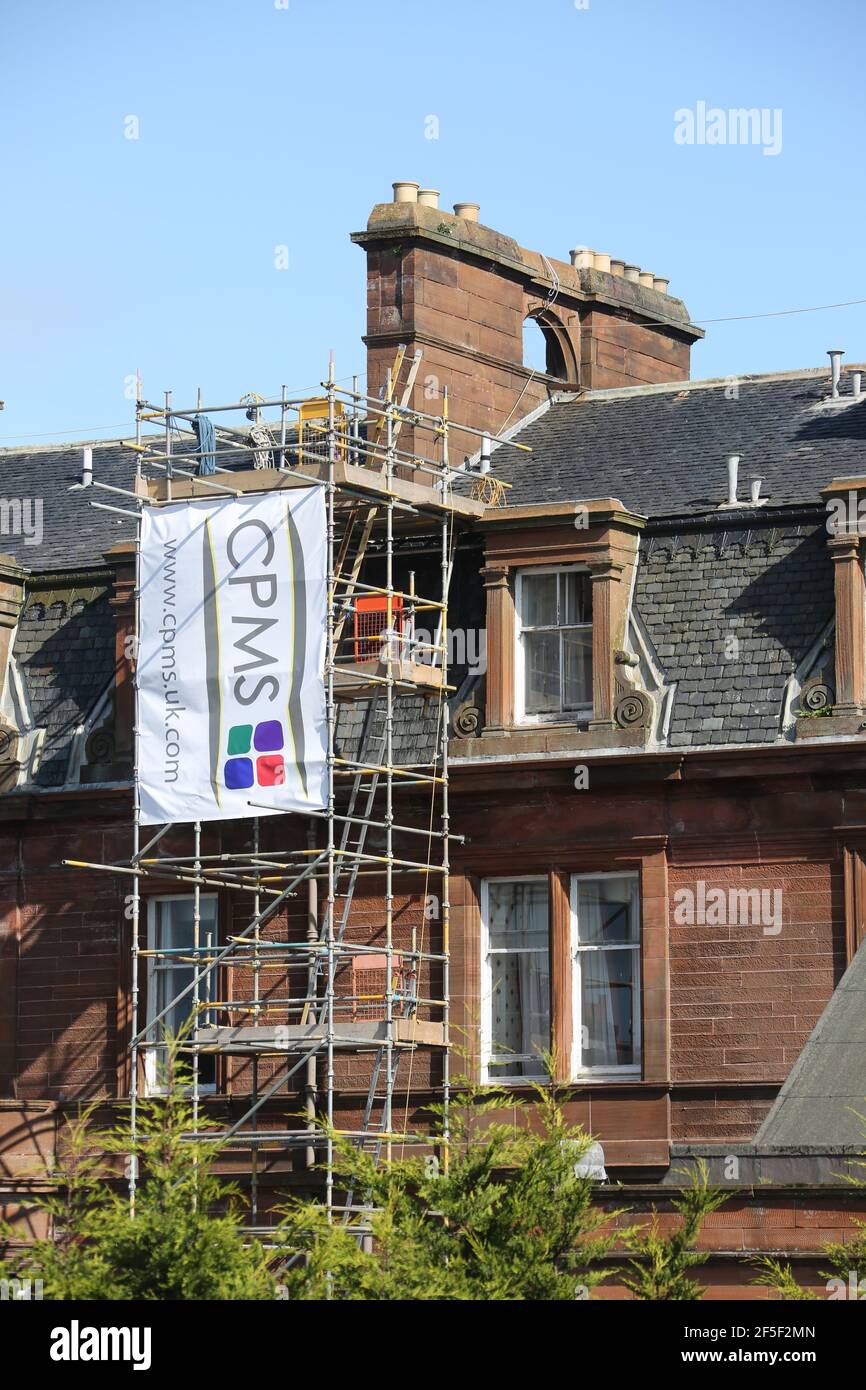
[353,594,404,661]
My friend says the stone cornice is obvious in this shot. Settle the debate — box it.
[352,203,701,340]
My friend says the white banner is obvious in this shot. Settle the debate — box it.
[137,487,327,825]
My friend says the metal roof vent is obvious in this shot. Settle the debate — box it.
[828,348,845,399]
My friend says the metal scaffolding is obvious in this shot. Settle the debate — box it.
[67,352,515,1233]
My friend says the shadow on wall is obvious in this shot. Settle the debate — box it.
[15,592,115,787]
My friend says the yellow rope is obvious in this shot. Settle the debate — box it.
[470,474,507,507]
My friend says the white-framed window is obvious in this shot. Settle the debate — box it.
[514,566,592,722]
[571,872,641,1078]
[480,876,550,1082]
[145,895,218,1094]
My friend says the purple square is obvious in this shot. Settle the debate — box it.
[254,720,284,753]
[225,757,254,790]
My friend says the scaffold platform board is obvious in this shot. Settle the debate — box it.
[333,656,446,699]
[194,1021,448,1052]
[140,461,486,519]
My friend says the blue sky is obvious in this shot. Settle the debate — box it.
[1,0,864,444]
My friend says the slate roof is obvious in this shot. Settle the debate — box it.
[0,442,141,571]
[335,695,443,767]
[756,938,866,1149]
[636,523,833,747]
[13,584,115,787]
[490,367,866,518]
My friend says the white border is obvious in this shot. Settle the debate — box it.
[479,875,549,1084]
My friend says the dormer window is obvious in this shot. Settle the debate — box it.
[515,566,592,721]
[464,500,645,748]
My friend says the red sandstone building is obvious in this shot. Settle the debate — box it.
[3,185,866,1297]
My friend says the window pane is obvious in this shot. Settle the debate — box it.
[561,571,591,625]
[562,628,592,708]
[576,875,639,944]
[487,880,548,950]
[156,963,198,1037]
[524,631,560,713]
[580,948,637,1068]
[521,572,557,628]
[486,880,549,1078]
[154,896,217,952]
[490,954,550,1078]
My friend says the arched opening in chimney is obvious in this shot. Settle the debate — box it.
[522,311,576,382]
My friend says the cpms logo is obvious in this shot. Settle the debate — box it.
[224,718,286,789]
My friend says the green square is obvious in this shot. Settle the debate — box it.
[227,724,253,756]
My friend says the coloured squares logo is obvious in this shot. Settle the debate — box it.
[224,720,286,790]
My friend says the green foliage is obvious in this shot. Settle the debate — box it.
[620,1159,726,1300]
[820,1218,866,1286]
[278,1079,630,1300]
[0,1041,733,1303]
[750,1255,820,1301]
[751,1220,866,1301]
[1,1040,276,1301]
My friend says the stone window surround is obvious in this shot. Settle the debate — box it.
[829,529,865,713]
[477,500,646,746]
[479,868,643,1084]
[451,838,670,1088]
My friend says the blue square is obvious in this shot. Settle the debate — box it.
[225,757,254,791]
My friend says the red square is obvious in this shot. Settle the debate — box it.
[256,755,286,787]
